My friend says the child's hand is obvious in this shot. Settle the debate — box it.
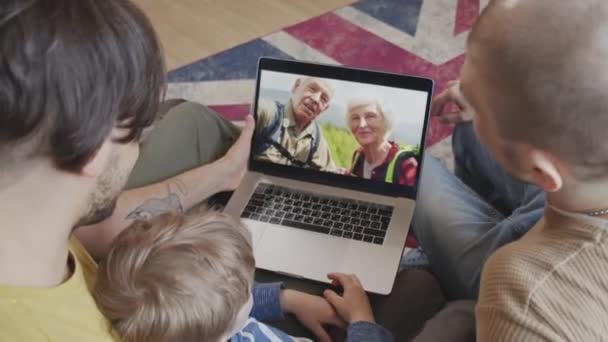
[323,273,375,324]
[280,289,346,342]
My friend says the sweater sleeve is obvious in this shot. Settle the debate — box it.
[251,282,285,322]
[346,321,394,342]
[476,243,560,342]
[476,305,556,342]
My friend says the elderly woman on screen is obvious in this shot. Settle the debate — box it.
[346,99,418,186]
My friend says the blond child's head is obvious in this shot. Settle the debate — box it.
[94,212,255,342]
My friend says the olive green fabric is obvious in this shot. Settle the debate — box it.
[126,101,240,189]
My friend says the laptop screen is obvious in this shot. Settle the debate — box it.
[251,62,431,196]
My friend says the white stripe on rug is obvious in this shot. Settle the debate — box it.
[262,31,341,65]
[334,6,416,49]
[166,79,256,106]
[335,0,489,65]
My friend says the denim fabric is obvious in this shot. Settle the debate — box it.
[413,123,545,300]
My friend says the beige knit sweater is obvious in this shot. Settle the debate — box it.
[476,206,608,341]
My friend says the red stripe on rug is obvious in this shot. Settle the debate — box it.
[425,54,465,146]
[455,0,480,35]
[209,104,251,121]
[285,13,465,146]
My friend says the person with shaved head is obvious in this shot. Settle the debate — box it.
[412,0,608,340]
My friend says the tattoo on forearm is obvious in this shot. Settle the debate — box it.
[169,179,189,198]
[125,179,187,221]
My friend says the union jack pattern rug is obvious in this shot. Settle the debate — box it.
[167,0,489,150]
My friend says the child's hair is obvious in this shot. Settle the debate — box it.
[94,212,255,342]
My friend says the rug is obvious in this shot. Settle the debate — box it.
[166,0,489,154]
[166,0,488,264]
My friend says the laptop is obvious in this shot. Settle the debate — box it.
[225,58,433,294]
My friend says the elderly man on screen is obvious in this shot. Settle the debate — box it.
[254,77,337,172]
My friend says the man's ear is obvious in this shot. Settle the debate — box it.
[292,78,302,92]
[529,150,564,192]
[81,139,111,177]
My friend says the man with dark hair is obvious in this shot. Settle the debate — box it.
[0,0,332,340]
[0,0,165,280]
[0,1,444,341]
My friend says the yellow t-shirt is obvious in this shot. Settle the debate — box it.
[0,237,115,342]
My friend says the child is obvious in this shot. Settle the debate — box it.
[94,212,393,341]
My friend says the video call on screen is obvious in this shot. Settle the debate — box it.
[253,70,428,189]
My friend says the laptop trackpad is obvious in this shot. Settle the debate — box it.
[255,225,345,283]
[244,220,268,250]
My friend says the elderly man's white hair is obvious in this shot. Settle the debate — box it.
[296,77,335,95]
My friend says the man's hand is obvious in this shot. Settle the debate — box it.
[281,289,346,342]
[432,80,475,124]
[323,273,375,324]
[217,115,254,191]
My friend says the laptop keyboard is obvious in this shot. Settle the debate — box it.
[241,183,393,245]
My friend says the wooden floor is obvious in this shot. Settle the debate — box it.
[134,0,354,70]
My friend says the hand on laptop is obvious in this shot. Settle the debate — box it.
[217,115,255,191]
[280,289,346,342]
[432,80,475,124]
[323,273,375,324]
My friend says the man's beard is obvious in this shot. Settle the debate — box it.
[74,154,130,229]
[75,196,119,228]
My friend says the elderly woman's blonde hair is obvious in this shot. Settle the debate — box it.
[346,98,393,140]
[94,212,255,342]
